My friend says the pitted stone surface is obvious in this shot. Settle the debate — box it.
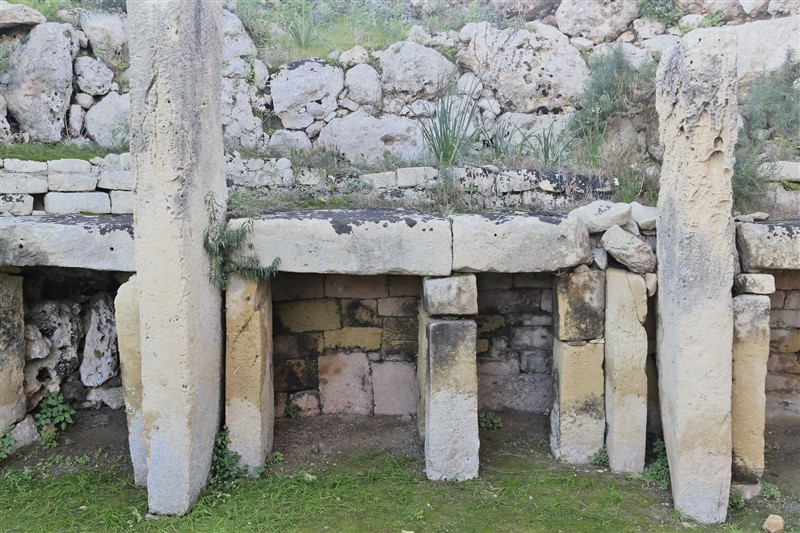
[237,210,452,276]
[452,213,590,273]
[423,275,478,316]
[0,215,134,271]
[737,222,800,272]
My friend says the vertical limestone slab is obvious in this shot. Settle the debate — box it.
[425,319,479,481]
[550,339,605,464]
[604,269,648,473]
[416,301,429,438]
[731,295,770,484]
[127,0,227,515]
[225,277,273,472]
[553,269,605,341]
[115,276,147,487]
[655,28,738,524]
[0,273,25,429]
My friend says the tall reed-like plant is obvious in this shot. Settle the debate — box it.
[418,92,481,168]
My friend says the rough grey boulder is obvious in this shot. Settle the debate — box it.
[271,59,344,130]
[568,201,632,233]
[74,56,114,96]
[458,22,588,113]
[221,77,267,151]
[268,129,311,156]
[221,9,257,66]
[345,64,382,108]
[1,23,79,141]
[24,301,83,396]
[0,1,45,28]
[380,41,457,103]
[79,11,127,68]
[601,225,656,274]
[555,0,640,44]
[84,92,130,148]
[317,110,424,164]
[80,292,119,387]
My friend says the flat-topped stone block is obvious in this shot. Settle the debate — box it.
[734,274,775,295]
[0,215,134,271]
[452,213,590,273]
[44,191,110,214]
[737,222,800,272]
[423,274,478,316]
[236,210,452,275]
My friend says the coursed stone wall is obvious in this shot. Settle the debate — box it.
[767,271,800,419]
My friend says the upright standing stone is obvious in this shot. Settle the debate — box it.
[655,28,738,523]
[424,319,479,481]
[226,277,273,473]
[731,295,770,485]
[115,276,147,487]
[550,340,605,463]
[604,268,648,473]
[416,300,429,438]
[127,1,227,515]
[0,273,25,429]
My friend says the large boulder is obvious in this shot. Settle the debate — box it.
[271,59,344,130]
[221,9,257,68]
[74,56,114,96]
[676,0,745,20]
[345,64,382,109]
[555,0,640,44]
[79,11,127,68]
[220,77,267,151]
[84,91,130,148]
[491,0,558,20]
[732,16,800,89]
[0,1,45,28]
[317,110,424,164]
[1,23,79,141]
[458,22,588,113]
[79,292,119,387]
[380,41,458,103]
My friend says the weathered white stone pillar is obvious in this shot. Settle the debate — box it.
[604,268,648,473]
[655,28,738,523]
[225,276,273,473]
[731,294,771,487]
[128,0,226,515]
[550,268,605,464]
[115,275,147,487]
[0,272,25,430]
[420,275,479,481]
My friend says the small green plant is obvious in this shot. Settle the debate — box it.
[0,427,15,460]
[531,122,572,169]
[418,90,481,168]
[478,410,502,431]
[203,193,280,291]
[244,67,256,86]
[728,488,746,511]
[39,426,58,449]
[266,451,285,465]
[636,0,682,27]
[209,428,245,488]
[284,404,301,419]
[34,391,75,431]
[760,481,782,501]
[590,446,609,468]
[615,167,646,203]
[642,439,670,490]
[702,8,725,27]
[286,0,317,50]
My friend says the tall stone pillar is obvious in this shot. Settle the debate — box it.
[655,28,738,524]
[225,277,274,472]
[604,268,648,473]
[115,276,147,487]
[127,0,226,515]
[0,273,25,430]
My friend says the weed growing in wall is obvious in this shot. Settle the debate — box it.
[478,410,502,430]
[209,428,245,488]
[636,0,682,27]
[418,90,482,168]
[0,427,15,460]
[590,446,609,468]
[728,488,746,512]
[642,439,670,489]
[34,391,74,431]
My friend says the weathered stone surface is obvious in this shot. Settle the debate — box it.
[318,352,373,414]
[226,277,273,472]
[44,192,111,214]
[68,104,85,137]
[604,269,648,474]
[80,292,118,387]
[458,22,588,112]
[3,159,47,173]
[2,23,78,141]
[74,56,114,96]
[48,172,96,192]
[601,225,657,274]
[115,276,146,487]
[553,270,605,341]
[9,415,38,454]
[79,10,127,68]
[86,386,125,409]
[220,77,266,151]
[110,191,133,214]
[732,295,770,484]
[237,210,452,276]
[555,0,640,44]
[424,319,479,481]
[0,274,25,429]
[271,59,344,130]
[0,193,33,215]
[24,300,82,397]
[0,173,48,194]
[737,222,800,272]
[452,214,591,273]
[0,1,45,28]
[762,514,786,533]
[325,274,388,298]
[732,16,800,88]
[423,275,478,316]
[275,299,340,332]
[630,202,657,231]
[84,92,130,148]
[0,215,134,271]
[380,41,457,103]
[734,274,775,295]
[568,201,632,233]
[372,361,418,415]
[345,64,382,108]
[324,327,382,351]
[128,0,226,515]
[655,28,738,524]
[98,170,133,190]
[550,340,605,464]
[478,372,552,413]
[268,129,312,155]
[317,110,425,164]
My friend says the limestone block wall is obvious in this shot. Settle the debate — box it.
[767,271,800,419]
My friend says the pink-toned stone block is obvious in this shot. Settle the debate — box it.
[289,390,321,417]
[371,361,418,415]
[318,352,373,414]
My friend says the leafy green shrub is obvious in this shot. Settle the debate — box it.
[209,428,245,487]
[418,92,481,168]
[728,488,746,511]
[478,411,502,430]
[34,391,75,431]
[590,446,609,467]
[642,439,670,489]
[760,481,782,501]
[636,0,682,27]
[0,427,15,460]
